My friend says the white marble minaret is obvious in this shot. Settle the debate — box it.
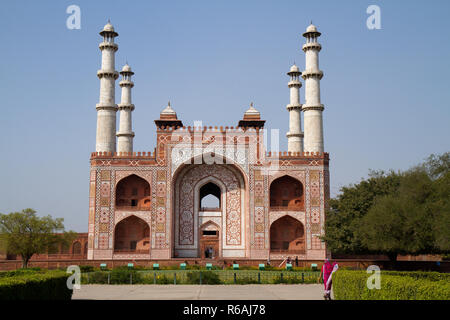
[95,22,119,153]
[286,64,304,153]
[302,23,324,153]
[117,64,135,153]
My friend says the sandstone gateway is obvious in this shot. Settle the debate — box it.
[88,22,329,261]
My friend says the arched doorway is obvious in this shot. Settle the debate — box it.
[199,182,221,211]
[173,162,246,258]
[72,241,82,255]
[199,221,220,259]
[270,175,304,211]
[116,174,151,210]
[114,216,150,253]
[270,216,305,254]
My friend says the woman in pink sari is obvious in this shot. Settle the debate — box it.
[318,259,338,300]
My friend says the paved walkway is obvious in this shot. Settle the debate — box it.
[73,284,330,300]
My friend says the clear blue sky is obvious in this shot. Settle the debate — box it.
[0,0,449,231]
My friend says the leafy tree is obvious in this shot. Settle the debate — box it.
[424,153,450,251]
[322,170,402,254]
[0,209,76,268]
[323,152,449,260]
[357,170,437,261]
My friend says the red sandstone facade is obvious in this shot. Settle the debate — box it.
[87,110,330,261]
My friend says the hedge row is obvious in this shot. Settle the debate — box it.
[0,270,73,300]
[78,264,317,272]
[333,270,450,300]
[81,270,321,285]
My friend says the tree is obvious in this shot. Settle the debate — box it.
[357,170,437,261]
[0,209,76,268]
[322,170,402,254]
[424,153,450,251]
[323,152,449,260]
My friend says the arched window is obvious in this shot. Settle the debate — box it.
[270,176,304,211]
[60,243,70,254]
[199,182,221,211]
[72,241,82,255]
[114,216,150,253]
[115,175,151,210]
[270,216,305,253]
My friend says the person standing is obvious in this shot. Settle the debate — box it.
[318,259,338,300]
[295,256,299,267]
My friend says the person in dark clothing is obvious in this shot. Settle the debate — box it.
[295,256,299,267]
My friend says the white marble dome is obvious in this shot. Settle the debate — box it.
[161,102,176,115]
[306,24,317,33]
[122,64,132,72]
[290,64,300,72]
[245,103,260,116]
[103,22,115,32]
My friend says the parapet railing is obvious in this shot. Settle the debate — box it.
[266,151,329,158]
[91,151,156,158]
[156,126,263,133]
[91,151,329,159]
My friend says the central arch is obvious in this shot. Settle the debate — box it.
[173,162,247,258]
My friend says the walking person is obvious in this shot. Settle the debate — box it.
[318,259,338,300]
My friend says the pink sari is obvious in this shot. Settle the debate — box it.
[322,261,337,291]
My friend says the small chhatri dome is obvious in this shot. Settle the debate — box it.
[245,102,260,117]
[100,20,118,37]
[161,101,177,116]
[303,22,321,37]
[306,23,317,33]
[122,64,132,72]
[103,19,115,32]
[290,64,299,72]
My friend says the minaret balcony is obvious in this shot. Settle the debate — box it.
[286,132,304,138]
[288,80,302,88]
[302,42,322,52]
[99,42,118,51]
[96,103,118,111]
[286,103,302,111]
[119,80,134,87]
[97,70,119,79]
[116,131,135,138]
[301,70,323,80]
[118,103,135,111]
[302,104,324,112]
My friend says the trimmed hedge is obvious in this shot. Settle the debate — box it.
[333,270,450,300]
[0,270,73,300]
[81,270,321,285]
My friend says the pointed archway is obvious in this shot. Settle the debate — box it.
[270,175,304,211]
[115,174,151,210]
[270,215,305,254]
[114,215,150,253]
[172,162,246,258]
